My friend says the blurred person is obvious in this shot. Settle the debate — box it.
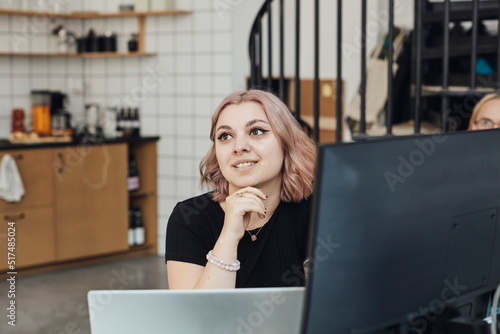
[468,93,500,130]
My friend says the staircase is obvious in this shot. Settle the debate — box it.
[247,0,500,142]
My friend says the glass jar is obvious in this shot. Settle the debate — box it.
[31,90,51,136]
[11,108,25,133]
[128,34,138,52]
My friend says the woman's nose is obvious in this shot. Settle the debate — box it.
[233,136,250,154]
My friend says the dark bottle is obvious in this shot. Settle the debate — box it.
[126,107,134,136]
[122,108,133,137]
[133,207,145,246]
[132,107,140,137]
[109,32,117,52]
[117,107,125,135]
[77,37,86,53]
[128,207,135,246]
[127,152,140,192]
[86,28,97,52]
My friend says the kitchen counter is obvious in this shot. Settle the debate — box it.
[0,135,159,150]
[0,135,159,275]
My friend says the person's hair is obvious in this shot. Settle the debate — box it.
[468,93,500,130]
[200,90,317,203]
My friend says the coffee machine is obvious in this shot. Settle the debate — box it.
[50,91,72,136]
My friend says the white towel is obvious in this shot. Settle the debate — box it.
[0,154,25,202]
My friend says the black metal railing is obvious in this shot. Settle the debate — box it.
[249,0,275,90]
[248,0,315,139]
[248,0,500,143]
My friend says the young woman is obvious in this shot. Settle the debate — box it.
[468,93,500,130]
[165,90,317,289]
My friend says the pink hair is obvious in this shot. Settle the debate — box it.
[200,90,317,203]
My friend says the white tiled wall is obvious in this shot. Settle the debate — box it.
[0,0,234,257]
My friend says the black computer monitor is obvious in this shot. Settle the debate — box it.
[302,129,500,334]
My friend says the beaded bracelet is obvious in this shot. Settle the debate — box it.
[206,250,241,271]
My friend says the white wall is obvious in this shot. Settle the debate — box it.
[0,0,234,256]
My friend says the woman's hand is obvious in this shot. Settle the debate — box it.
[221,187,268,241]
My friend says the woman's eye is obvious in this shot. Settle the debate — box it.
[217,133,232,141]
[250,128,268,136]
[480,119,493,126]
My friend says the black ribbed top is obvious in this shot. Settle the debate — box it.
[165,192,311,288]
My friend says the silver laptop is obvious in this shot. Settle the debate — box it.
[88,287,304,334]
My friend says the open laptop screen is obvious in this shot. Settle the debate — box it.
[88,287,304,334]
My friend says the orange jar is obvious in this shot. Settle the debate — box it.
[31,90,51,136]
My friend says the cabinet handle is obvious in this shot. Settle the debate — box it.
[57,152,65,174]
[4,213,25,221]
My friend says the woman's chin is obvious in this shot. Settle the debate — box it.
[236,183,257,190]
[230,180,259,190]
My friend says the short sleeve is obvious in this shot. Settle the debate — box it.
[164,199,217,267]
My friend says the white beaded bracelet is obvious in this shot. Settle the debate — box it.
[206,250,240,271]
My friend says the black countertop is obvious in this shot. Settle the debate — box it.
[0,136,160,150]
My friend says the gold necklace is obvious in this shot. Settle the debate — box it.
[245,201,277,241]
[246,225,265,242]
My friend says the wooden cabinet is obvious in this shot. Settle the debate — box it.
[54,144,129,261]
[0,207,56,271]
[0,148,54,210]
[0,148,56,271]
[128,141,158,251]
[0,138,158,273]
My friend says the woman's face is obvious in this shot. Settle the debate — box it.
[471,99,500,130]
[214,102,284,194]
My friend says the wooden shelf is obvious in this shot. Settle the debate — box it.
[0,51,155,58]
[129,190,155,199]
[128,243,155,252]
[0,8,190,57]
[0,8,190,18]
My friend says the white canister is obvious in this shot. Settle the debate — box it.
[85,103,100,135]
[101,107,117,138]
